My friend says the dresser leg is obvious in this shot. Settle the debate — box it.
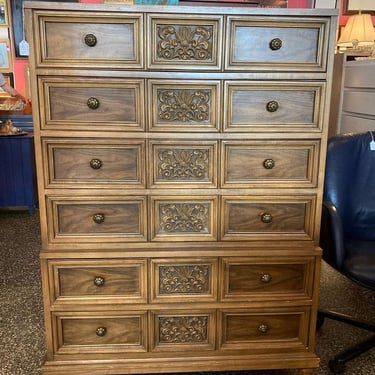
[298,369,314,375]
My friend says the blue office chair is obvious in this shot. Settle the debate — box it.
[319,131,375,373]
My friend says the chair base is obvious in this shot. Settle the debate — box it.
[318,310,375,374]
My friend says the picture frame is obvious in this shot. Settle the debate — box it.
[343,0,375,15]
[0,39,12,71]
[0,72,14,96]
[0,0,8,26]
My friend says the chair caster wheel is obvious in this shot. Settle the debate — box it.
[316,312,325,331]
[329,358,345,374]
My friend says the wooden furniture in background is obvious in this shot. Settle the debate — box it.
[25,3,337,375]
[329,53,375,136]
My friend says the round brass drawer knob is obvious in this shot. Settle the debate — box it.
[90,158,102,170]
[94,276,105,287]
[269,38,282,51]
[263,159,275,169]
[95,327,107,337]
[258,324,269,334]
[87,97,100,110]
[266,100,279,113]
[261,212,273,224]
[93,213,105,224]
[261,274,272,283]
[84,33,97,47]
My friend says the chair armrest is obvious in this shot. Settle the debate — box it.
[320,201,346,269]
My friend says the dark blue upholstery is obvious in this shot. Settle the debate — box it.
[321,132,375,289]
[324,132,375,241]
[319,131,375,373]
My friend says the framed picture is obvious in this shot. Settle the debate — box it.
[0,72,14,96]
[0,39,12,71]
[343,0,375,15]
[0,0,8,26]
[11,0,79,57]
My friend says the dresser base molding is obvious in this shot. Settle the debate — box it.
[42,353,319,375]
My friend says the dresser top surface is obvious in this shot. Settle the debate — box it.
[23,1,338,17]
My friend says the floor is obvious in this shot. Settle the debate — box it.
[0,209,374,375]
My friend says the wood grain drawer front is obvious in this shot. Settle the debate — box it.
[34,12,143,68]
[46,196,147,243]
[48,259,147,304]
[342,90,375,117]
[221,196,316,241]
[151,310,216,351]
[341,114,375,134]
[39,77,144,131]
[222,140,319,188]
[219,307,309,350]
[148,80,220,132]
[43,139,145,188]
[344,64,375,88]
[224,81,324,132]
[226,17,328,71]
[221,257,314,301]
[151,258,218,303]
[148,15,223,70]
[149,141,218,188]
[53,311,148,354]
[151,196,218,242]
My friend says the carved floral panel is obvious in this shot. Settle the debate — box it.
[159,264,211,294]
[156,25,213,61]
[158,315,209,343]
[158,89,211,123]
[157,148,209,181]
[159,203,209,233]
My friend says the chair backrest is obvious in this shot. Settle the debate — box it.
[324,132,375,241]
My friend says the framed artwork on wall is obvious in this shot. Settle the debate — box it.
[0,72,14,96]
[343,0,375,15]
[0,0,8,26]
[0,39,12,71]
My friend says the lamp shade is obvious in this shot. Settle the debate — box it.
[337,13,375,47]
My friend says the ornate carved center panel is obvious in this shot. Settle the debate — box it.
[157,149,209,180]
[159,203,209,233]
[157,25,213,61]
[158,89,211,123]
[159,315,208,343]
[159,264,210,294]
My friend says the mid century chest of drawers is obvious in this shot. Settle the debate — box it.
[25,2,337,374]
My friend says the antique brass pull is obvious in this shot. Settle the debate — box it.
[263,159,275,169]
[260,273,272,283]
[258,324,269,334]
[87,97,100,110]
[269,38,282,51]
[266,100,279,113]
[90,158,102,170]
[95,327,107,337]
[84,33,97,47]
[94,276,105,287]
[93,213,105,224]
[261,212,273,224]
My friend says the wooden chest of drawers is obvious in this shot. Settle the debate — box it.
[25,3,337,375]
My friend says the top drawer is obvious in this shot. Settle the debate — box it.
[226,16,329,72]
[32,11,143,68]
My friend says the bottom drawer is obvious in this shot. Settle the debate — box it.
[51,307,311,355]
[219,307,310,350]
[52,311,148,354]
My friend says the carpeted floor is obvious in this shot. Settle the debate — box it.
[0,209,374,375]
